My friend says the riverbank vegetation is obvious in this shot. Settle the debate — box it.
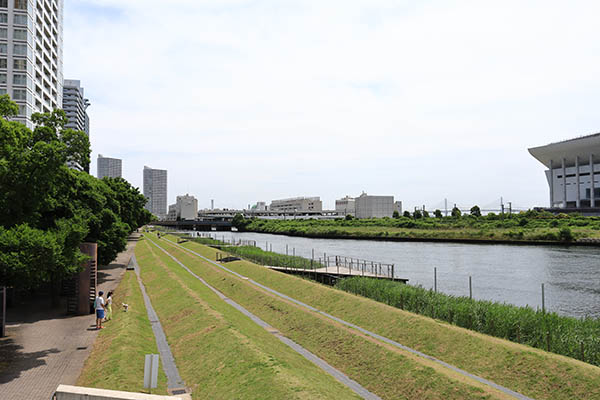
[0,96,153,291]
[336,277,600,367]
[234,210,600,243]
[224,245,323,269]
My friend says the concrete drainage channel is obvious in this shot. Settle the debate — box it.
[160,236,534,400]
[146,237,381,400]
[132,254,189,397]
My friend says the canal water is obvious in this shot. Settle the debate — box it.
[200,231,600,319]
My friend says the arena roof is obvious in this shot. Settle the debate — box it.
[528,132,600,169]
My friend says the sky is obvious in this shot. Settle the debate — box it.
[63,0,600,212]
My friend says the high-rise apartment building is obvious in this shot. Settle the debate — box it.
[143,166,167,218]
[63,79,90,134]
[0,0,64,129]
[97,154,121,179]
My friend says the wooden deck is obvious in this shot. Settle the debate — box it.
[265,265,408,283]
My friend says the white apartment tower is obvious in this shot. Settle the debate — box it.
[0,0,64,129]
[143,166,167,218]
[97,154,122,179]
[63,79,89,134]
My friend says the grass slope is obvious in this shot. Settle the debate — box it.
[175,236,600,400]
[77,267,168,394]
[136,237,361,399]
[150,235,508,399]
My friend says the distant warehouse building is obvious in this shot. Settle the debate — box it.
[354,192,402,218]
[270,197,322,212]
[336,195,356,216]
[167,194,198,220]
[529,133,600,210]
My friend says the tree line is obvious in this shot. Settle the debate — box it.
[0,95,153,291]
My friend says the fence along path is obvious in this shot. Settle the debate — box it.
[162,236,534,400]
[146,237,381,400]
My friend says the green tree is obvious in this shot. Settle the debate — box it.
[102,177,152,232]
[434,209,443,218]
[423,210,430,218]
[232,213,247,230]
[470,205,481,217]
[0,94,18,119]
[451,207,462,218]
[392,210,400,219]
[403,211,411,218]
[413,210,422,219]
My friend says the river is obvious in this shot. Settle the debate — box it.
[196,231,600,319]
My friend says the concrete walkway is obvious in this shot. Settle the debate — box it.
[0,235,140,400]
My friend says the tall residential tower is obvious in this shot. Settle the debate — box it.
[97,154,121,179]
[143,166,167,218]
[63,79,90,135]
[0,0,64,128]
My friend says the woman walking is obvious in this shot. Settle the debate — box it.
[105,291,114,321]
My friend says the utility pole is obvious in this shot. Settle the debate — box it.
[500,197,504,214]
[508,202,512,215]
[444,198,448,217]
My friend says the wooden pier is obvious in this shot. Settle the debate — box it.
[265,265,408,285]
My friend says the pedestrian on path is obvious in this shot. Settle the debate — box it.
[94,291,105,330]
[105,291,113,321]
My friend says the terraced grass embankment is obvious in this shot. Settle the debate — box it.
[171,235,600,400]
[148,235,504,399]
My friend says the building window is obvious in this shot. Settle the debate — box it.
[0,73,5,84]
[13,14,26,25]
[13,44,26,56]
[0,13,6,23]
[0,28,5,39]
[0,43,6,54]
[13,88,26,100]
[14,0,26,10]
[0,58,6,68]
[18,104,26,115]
[13,29,27,41]
[13,59,26,70]
[0,1,6,8]
[0,88,6,95]
[13,73,25,85]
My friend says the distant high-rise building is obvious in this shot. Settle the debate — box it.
[63,79,90,135]
[97,154,122,179]
[0,0,64,129]
[143,166,167,217]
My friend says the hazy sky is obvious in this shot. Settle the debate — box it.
[64,1,600,212]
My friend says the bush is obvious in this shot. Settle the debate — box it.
[558,227,574,242]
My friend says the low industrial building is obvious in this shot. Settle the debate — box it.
[355,193,399,218]
[270,197,323,212]
[335,195,356,216]
[167,194,198,220]
[529,133,600,210]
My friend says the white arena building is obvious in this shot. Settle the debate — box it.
[529,133,600,209]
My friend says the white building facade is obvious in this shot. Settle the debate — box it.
[529,133,600,209]
[269,196,322,212]
[355,193,395,218]
[143,166,167,218]
[175,194,198,220]
[0,0,63,128]
[63,79,89,134]
[97,154,121,179]
[335,195,355,216]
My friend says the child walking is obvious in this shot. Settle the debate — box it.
[105,291,114,321]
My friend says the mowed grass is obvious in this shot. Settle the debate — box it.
[77,267,168,394]
[149,235,505,399]
[135,237,362,400]
[174,236,600,400]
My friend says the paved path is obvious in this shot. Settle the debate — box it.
[0,236,140,400]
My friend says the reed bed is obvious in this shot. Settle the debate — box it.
[224,245,323,270]
[336,277,600,366]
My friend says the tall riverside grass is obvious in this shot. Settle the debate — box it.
[336,277,600,366]
[224,245,323,270]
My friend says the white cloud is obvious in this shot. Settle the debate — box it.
[64,0,600,211]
